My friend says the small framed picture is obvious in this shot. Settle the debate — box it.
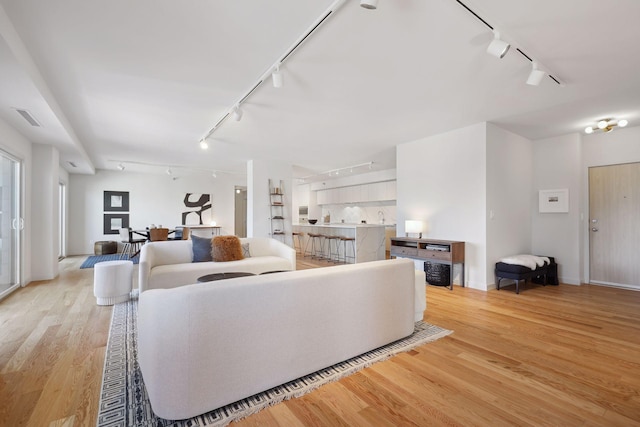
[539,189,569,213]
[104,191,129,212]
[104,213,129,234]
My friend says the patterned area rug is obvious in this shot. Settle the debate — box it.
[97,296,452,427]
[80,254,139,269]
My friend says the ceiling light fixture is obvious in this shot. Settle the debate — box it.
[526,61,546,86]
[199,139,209,150]
[272,65,283,88]
[198,0,347,146]
[232,105,243,121]
[117,163,125,171]
[486,30,510,59]
[454,0,562,86]
[109,160,234,178]
[360,0,378,9]
[300,161,374,181]
[584,118,629,134]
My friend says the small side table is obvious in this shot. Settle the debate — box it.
[94,260,133,305]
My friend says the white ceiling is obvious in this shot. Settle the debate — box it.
[1,0,639,179]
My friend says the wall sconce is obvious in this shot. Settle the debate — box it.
[405,220,424,239]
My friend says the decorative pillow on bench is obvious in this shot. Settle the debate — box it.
[212,235,245,262]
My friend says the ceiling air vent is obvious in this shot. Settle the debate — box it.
[14,108,41,127]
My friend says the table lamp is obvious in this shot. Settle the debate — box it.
[405,220,423,239]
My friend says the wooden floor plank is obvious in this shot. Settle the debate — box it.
[1,254,639,426]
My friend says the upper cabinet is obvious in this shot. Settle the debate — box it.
[316,181,396,205]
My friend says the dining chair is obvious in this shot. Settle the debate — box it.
[170,226,190,240]
[149,227,169,241]
[119,227,146,259]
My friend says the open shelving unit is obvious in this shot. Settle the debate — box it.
[268,179,285,241]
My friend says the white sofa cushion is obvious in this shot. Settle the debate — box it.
[138,237,296,292]
[149,256,293,290]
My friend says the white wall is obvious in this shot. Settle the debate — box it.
[0,117,32,285]
[68,169,245,255]
[31,144,59,280]
[397,122,488,290]
[580,126,640,282]
[531,133,582,284]
[486,124,533,287]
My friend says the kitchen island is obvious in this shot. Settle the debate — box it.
[293,223,386,263]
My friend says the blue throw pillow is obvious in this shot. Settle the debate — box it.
[191,235,213,262]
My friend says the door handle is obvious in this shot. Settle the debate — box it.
[591,227,598,232]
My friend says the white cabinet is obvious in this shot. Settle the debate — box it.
[314,180,396,204]
[317,189,328,205]
[385,181,397,200]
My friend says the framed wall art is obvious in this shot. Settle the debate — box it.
[538,189,569,213]
[104,213,129,234]
[104,191,129,212]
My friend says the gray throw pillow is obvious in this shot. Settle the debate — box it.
[241,242,251,258]
[191,235,213,262]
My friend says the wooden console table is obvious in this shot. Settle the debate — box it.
[390,237,465,290]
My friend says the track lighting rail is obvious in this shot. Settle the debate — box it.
[454,0,562,86]
[200,0,347,146]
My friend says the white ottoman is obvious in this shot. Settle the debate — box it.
[94,260,133,305]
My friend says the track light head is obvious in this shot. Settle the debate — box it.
[199,139,209,150]
[526,61,546,86]
[117,163,125,171]
[360,0,378,9]
[232,106,243,121]
[166,169,172,175]
[272,66,283,88]
[212,171,217,178]
[486,30,510,59]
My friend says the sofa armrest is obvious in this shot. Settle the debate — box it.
[138,244,154,292]
[268,238,296,271]
[415,269,426,321]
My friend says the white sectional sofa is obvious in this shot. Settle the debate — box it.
[138,237,296,292]
[137,258,427,420]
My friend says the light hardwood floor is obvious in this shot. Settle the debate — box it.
[1,255,639,426]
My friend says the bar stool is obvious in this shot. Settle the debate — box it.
[292,231,304,254]
[325,235,341,263]
[340,236,356,264]
[305,233,326,259]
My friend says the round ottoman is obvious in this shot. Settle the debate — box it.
[94,260,133,305]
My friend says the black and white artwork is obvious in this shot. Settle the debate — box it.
[104,213,129,234]
[182,193,212,225]
[104,191,129,212]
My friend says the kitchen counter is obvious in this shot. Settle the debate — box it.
[293,224,386,263]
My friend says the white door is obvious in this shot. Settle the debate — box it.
[0,152,22,299]
[589,162,640,288]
